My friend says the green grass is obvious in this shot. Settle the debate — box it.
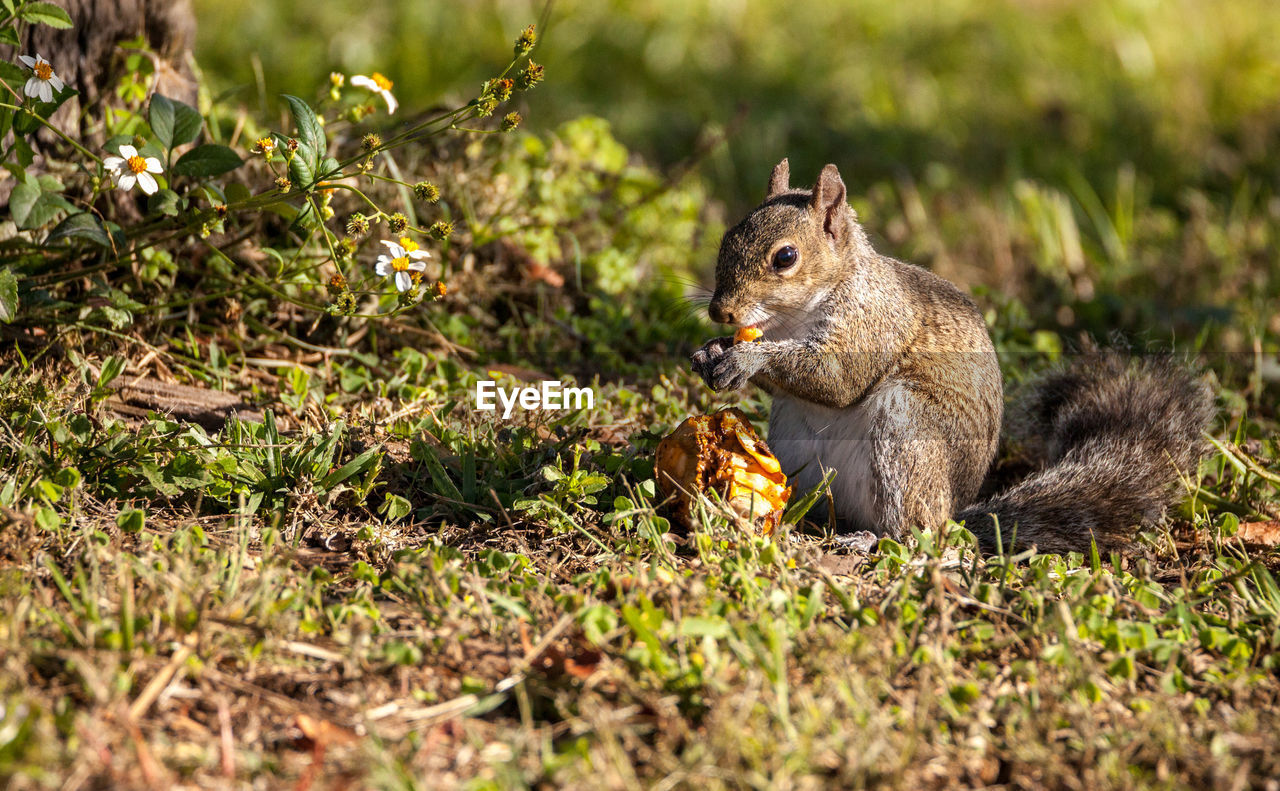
[195,0,1280,211]
[189,0,1280,344]
[1,346,1278,788]
[2,1,1280,787]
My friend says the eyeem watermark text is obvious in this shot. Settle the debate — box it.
[475,380,594,418]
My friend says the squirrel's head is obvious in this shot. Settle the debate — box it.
[709,159,867,330]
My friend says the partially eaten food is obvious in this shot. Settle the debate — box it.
[654,408,792,534]
[734,327,763,343]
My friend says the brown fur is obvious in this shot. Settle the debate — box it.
[957,352,1214,554]
[693,161,1213,553]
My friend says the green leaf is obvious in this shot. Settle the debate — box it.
[35,507,60,531]
[381,493,412,521]
[0,60,25,86]
[104,221,127,250]
[98,356,125,388]
[291,200,319,233]
[53,467,80,490]
[261,200,299,224]
[782,468,837,525]
[224,182,251,204]
[45,212,111,247]
[0,26,18,47]
[678,616,731,639]
[318,447,382,492]
[146,189,181,217]
[197,182,226,205]
[151,95,203,150]
[171,100,203,147]
[172,144,242,178]
[416,442,464,502]
[12,136,34,168]
[13,87,77,133]
[0,268,17,324]
[282,94,325,166]
[318,156,341,180]
[149,94,176,150]
[241,490,264,517]
[19,1,73,28]
[287,143,315,188]
[10,179,72,229]
[12,107,41,139]
[116,508,145,533]
[8,179,40,227]
[23,192,73,229]
[262,409,281,479]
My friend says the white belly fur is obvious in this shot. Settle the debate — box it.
[768,383,907,531]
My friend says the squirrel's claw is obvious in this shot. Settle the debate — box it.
[691,336,734,387]
[707,343,763,391]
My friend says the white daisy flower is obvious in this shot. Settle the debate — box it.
[17,54,64,103]
[103,144,164,195]
[350,72,398,114]
[374,237,430,292]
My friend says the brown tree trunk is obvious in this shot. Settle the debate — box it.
[0,1,198,207]
[5,0,198,138]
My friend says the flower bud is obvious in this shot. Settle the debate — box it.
[346,212,369,237]
[516,61,544,90]
[413,182,440,203]
[514,24,537,56]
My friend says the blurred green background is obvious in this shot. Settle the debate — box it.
[193,0,1280,341]
[193,0,1280,207]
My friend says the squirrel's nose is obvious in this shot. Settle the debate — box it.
[709,301,735,325]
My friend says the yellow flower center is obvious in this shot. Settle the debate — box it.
[127,155,148,174]
[391,256,410,272]
[256,137,274,151]
[371,72,393,91]
[398,237,419,252]
[33,62,53,81]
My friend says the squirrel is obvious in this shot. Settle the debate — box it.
[691,159,1214,554]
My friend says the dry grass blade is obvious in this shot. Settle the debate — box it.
[128,642,194,720]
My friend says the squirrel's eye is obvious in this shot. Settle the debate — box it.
[772,245,799,270]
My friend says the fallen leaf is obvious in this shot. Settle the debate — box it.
[562,649,603,680]
[294,713,360,748]
[816,554,865,577]
[1237,521,1280,546]
[520,623,605,681]
[525,262,565,288]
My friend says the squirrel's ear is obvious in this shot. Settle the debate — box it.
[766,158,790,198]
[809,164,849,245]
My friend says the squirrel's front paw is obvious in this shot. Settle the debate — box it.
[707,343,764,392]
[691,336,734,385]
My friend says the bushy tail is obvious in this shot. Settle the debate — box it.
[957,352,1215,555]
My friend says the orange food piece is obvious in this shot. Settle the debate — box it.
[734,327,764,343]
[653,408,791,534]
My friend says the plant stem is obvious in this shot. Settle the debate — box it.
[0,101,104,165]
